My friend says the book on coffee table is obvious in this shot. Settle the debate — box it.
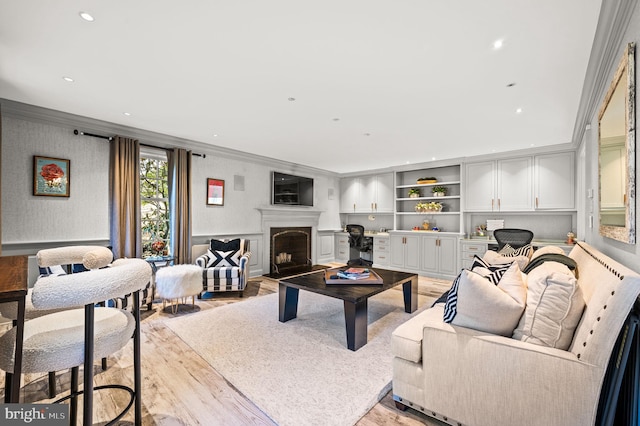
[324,268,383,285]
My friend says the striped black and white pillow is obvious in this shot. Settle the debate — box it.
[500,243,532,258]
[206,249,241,267]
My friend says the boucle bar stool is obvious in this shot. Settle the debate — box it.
[155,264,202,313]
[0,248,152,425]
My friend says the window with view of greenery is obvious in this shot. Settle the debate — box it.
[140,154,169,258]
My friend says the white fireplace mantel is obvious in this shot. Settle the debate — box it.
[257,206,324,274]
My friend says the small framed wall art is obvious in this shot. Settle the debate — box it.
[206,178,224,206]
[33,156,70,197]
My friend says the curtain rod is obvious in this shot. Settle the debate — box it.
[73,129,206,158]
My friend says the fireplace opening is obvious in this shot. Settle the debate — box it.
[269,227,312,277]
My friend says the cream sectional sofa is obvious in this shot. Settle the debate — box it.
[391,242,640,426]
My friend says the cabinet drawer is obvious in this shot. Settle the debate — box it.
[461,242,487,253]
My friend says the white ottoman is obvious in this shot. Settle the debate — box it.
[155,264,202,313]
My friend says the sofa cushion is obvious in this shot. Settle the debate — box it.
[513,262,585,350]
[392,304,445,363]
[443,263,526,336]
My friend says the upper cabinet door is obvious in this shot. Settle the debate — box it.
[356,176,376,212]
[340,177,359,213]
[534,152,575,210]
[374,173,394,213]
[464,161,496,211]
[497,157,533,211]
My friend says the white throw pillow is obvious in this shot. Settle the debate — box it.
[483,249,530,270]
[513,262,585,350]
[444,263,526,336]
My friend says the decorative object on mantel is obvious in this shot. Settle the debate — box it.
[416,177,437,184]
[432,185,447,197]
[408,187,421,198]
[206,178,224,206]
[33,156,70,197]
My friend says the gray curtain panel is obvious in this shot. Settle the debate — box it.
[168,148,192,264]
[110,136,142,259]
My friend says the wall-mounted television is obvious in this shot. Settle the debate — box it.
[272,171,314,206]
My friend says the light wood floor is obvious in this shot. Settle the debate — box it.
[1,270,451,426]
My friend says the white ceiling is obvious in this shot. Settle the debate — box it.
[0,1,602,174]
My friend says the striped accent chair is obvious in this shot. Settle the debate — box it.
[195,238,251,296]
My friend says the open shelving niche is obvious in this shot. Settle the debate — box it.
[394,164,462,234]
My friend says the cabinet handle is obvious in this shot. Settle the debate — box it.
[371,202,374,211]
[353,203,356,211]
[491,199,494,210]
[379,256,386,259]
[535,197,538,208]
[374,202,377,211]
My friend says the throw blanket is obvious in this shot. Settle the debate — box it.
[522,253,578,277]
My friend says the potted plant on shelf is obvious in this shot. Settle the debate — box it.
[408,187,421,198]
[432,186,447,197]
[427,201,443,212]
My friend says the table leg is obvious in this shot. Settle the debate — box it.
[279,284,299,322]
[402,276,418,313]
[344,299,368,351]
[8,297,26,402]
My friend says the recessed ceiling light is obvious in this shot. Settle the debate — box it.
[288,97,296,101]
[332,118,340,121]
[516,108,523,114]
[530,144,535,147]
[363,133,371,136]
[62,76,74,82]
[213,134,218,137]
[432,157,436,161]
[506,82,516,87]
[493,39,504,50]
[79,12,94,22]
[123,112,131,116]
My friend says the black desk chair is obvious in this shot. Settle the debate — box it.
[493,228,534,250]
[345,224,373,267]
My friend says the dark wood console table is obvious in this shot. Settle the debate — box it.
[278,267,418,351]
[0,255,28,402]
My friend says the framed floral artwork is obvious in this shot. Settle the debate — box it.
[206,178,224,205]
[33,156,70,197]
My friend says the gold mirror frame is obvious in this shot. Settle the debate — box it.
[598,42,635,244]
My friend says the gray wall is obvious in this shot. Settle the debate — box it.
[582,2,640,268]
[1,112,342,256]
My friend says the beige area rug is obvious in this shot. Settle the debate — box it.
[164,280,449,426]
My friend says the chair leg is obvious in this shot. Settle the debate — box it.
[48,371,56,398]
[133,291,142,425]
[83,304,95,426]
[70,366,79,426]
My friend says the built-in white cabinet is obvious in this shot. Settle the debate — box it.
[335,232,349,263]
[340,173,394,213]
[464,157,533,211]
[534,152,575,210]
[316,231,335,265]
[465,152,574,212]
[395,165,462,233]
[390,234,420,270]
[373,235,390,267]
[421,235,459,277]
[460,240,489,269]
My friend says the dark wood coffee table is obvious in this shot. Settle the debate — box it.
[278,268,418,351]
